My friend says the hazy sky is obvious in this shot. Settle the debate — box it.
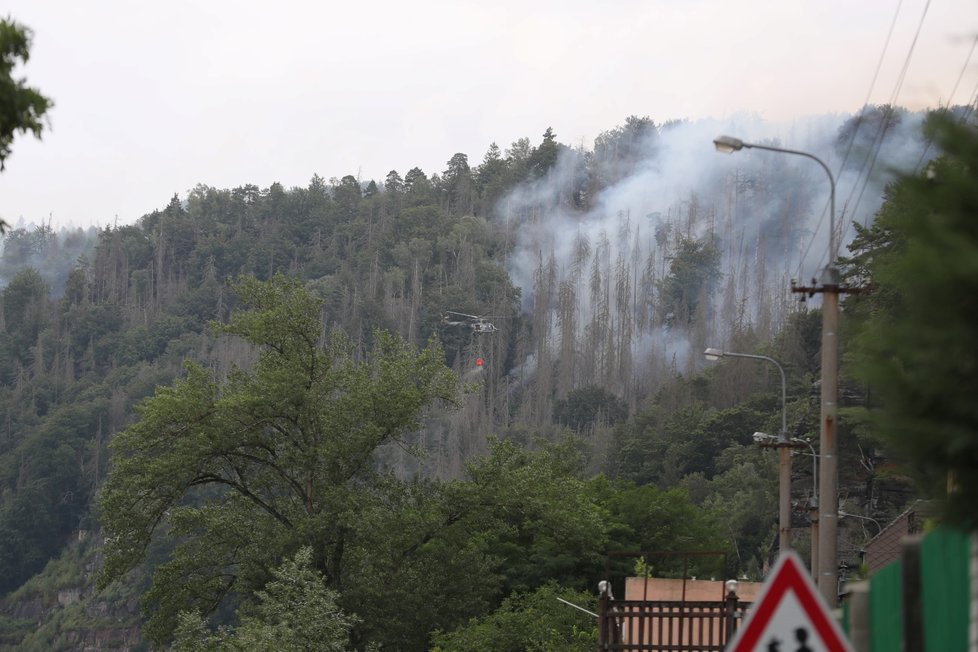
[2,0,976,229]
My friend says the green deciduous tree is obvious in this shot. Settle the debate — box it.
[657,237,721,327]
[0,18,51,163]
[593,476,724,567]
[553,385,628,432]
[431,583,597,652]
[0,18,53,232]
[97,274,458,641]
[335,474,499,650]
[172,547,358,652]
[460,439,610,596]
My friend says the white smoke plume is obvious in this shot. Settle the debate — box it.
[494,108,930,396]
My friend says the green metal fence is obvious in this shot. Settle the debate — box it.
[859,526,970,652]
[919,527,969,651]
[868,560,902,652]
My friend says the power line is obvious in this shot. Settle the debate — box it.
[794,0,905,281]
[843,0,930,231]
[912,32,978,173]
[821,0,931,273]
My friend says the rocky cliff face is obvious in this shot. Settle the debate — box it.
[0,534,144,651]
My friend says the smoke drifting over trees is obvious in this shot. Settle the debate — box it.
[499,110,929,416]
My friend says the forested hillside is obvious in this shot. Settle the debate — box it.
[0,109,931,649]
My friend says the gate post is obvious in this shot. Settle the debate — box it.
[902,535,924,652]
[598,580,611,651]
[724,579,739,643]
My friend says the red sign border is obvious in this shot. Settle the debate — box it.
[727,551,852,652]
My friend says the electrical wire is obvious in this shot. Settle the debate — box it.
[794,0,905,281]
[912,33,978,173]
[840,0,931,241]
[816,0,931,273]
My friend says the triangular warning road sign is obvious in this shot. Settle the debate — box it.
[727,551,853,652]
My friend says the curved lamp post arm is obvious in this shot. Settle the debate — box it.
[839,511,882,536]
[707,346,790,553]
[714,136,838,264]
[708,350,787,440]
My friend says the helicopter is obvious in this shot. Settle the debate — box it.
[441,311,498,333]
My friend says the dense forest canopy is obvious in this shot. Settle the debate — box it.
[0,105,958,649]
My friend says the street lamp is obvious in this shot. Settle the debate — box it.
[705,348,786,439]
[839,511,882,536]
[704,348,791,553]
[712,135,745,154]
[712,136,836,266]
[713,135,841,607]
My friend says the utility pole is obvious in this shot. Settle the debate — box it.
[792,272,861,605]
[793,273,839,604]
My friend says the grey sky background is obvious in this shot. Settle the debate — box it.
[2,0,976,229]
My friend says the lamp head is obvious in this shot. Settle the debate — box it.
[752,431,775,444]
[704,347,724,361]
[713,135,745,154]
